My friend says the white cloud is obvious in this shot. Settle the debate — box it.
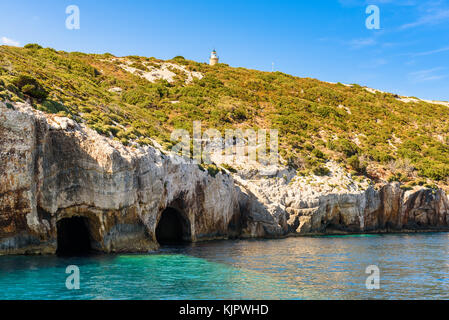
[359,58,388,69]
[399,9,449,30]
[408,67,447,82]
[371,58,388,67]
[1,36,20,47]
[413,46,449,56]
[349,38,377,49]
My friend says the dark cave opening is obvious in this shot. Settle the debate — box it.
[156,208,189,245]
[56,217,93,256]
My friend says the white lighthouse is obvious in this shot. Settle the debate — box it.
[209,49,219,66]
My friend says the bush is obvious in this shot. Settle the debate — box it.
[130,62,147,71]
[347,155,367,174]
[121,88,160,105]
[311,148,325,159]
[6,83,18,93]
[369,148,395,163]
[21,84,37,95]
[388,172,407,183]
[400,184,414,191]
[348,155,360,171]
[287,155,305,170]
[313,165,330,176]
[13,75,48,100]
[304,143,314,151]
[206,164,220,177]
[419,163,449,181]
[231,106,248,121]
[222,163,237,173]
[335,138,359,157]
[24,43,43,50]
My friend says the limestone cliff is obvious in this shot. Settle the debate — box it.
[1,102,448,255]
[0,102,239,254]
[237,175,449,238]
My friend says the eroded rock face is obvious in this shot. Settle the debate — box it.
[1,102,449,255]
[0,102,239,254]
[238,180,449,237]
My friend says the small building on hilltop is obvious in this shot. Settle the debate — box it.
[209,49,219,66]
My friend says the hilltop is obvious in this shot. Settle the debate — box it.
[1,44,449,189]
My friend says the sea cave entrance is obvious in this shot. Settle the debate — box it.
[156,207,190,245]
[56,217,93,256]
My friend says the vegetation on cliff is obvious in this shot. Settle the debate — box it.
[1,44,449,188]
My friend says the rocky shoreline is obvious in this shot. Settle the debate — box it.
[1,101,449,255]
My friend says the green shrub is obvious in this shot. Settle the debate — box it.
[335,138,359,157]
[6,83,18,93]
[222,163,237,173]
[21,84,37,95]
[206,164,220,177]
[348,155,360,171]
[304,143,314,151]
[400,184,414,191]
[231,106,248,121]
[13,75,48,100]
[347,155,367,174]
[376,151,394,163]
[419,163,449,181]
[37,100,70,114]
[130,62,147,71]
[311,148,325,159]
[313,165,330,176]
[24,43,43,50]
[388,172,407,183]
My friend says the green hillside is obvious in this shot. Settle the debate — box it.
[1,44,449,189]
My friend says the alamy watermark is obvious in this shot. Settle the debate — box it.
[65,265,80,290]
[365,265,380,290]
[365,5,380,30]
[66,5,80,30]
[169,121,279,171]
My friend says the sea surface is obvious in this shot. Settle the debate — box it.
[0,233,448,300]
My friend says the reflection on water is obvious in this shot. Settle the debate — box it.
[0,233,448,299]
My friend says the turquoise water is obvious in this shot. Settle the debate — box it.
[1,233,449,299]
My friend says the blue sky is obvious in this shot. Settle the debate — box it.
[1,0,448,100]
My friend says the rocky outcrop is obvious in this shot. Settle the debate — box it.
[237,175,449,237]
[1,102,449,255]
[0,102,239,254]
